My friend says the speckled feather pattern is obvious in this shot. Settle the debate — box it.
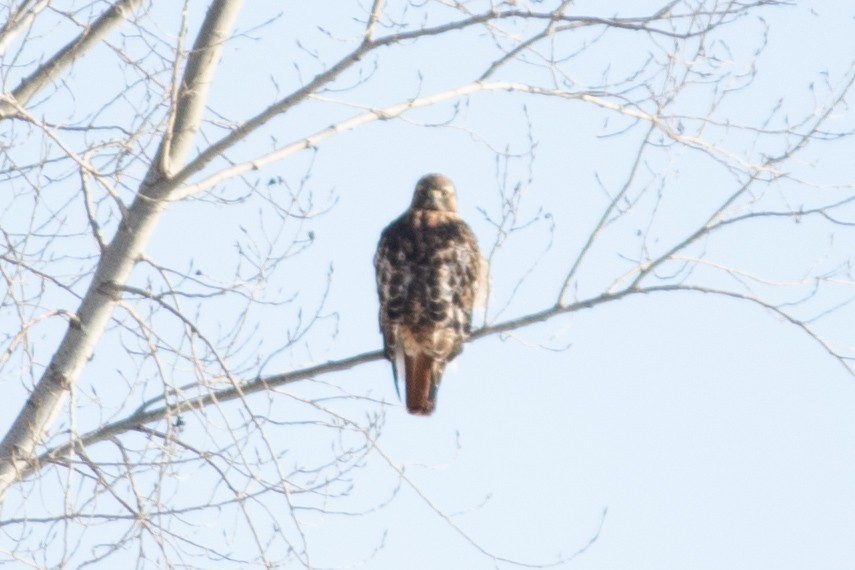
[374,177,480,414]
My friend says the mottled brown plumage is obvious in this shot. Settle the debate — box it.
[374,174,481,415]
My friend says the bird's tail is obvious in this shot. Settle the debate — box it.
[392,344,406,400]
[405,353,442,416]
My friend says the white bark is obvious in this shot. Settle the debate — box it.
[0,0,245,501]
[0,0,50,57]
[0,0,145,118]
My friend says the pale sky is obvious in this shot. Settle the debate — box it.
[2,1,855,568]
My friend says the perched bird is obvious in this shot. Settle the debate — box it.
[374,174,481,415]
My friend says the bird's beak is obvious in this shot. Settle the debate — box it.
[427,188,442,206]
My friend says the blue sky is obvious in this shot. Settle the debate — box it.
[2,1,855,568]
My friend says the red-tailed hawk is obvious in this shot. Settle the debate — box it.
[374,173,481,415]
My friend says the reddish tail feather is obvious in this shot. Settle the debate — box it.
[405,353,438,415]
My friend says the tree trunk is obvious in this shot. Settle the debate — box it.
[0,0,245,501]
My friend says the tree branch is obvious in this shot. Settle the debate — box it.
[0,0,245,502]
[143,0,245,197]
[25,279,846,485]
[0,0,50,57]
[0,0,145,119]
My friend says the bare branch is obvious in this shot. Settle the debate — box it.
[0,0,145,119]
[27,273,852,488]
[1,2,851,567]
[0,0,50,57]
[0,0,245,500]
[151,0,245,185]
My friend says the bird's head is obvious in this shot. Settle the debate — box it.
[410,173,458,212]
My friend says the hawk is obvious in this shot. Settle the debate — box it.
[374,173,481,415]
